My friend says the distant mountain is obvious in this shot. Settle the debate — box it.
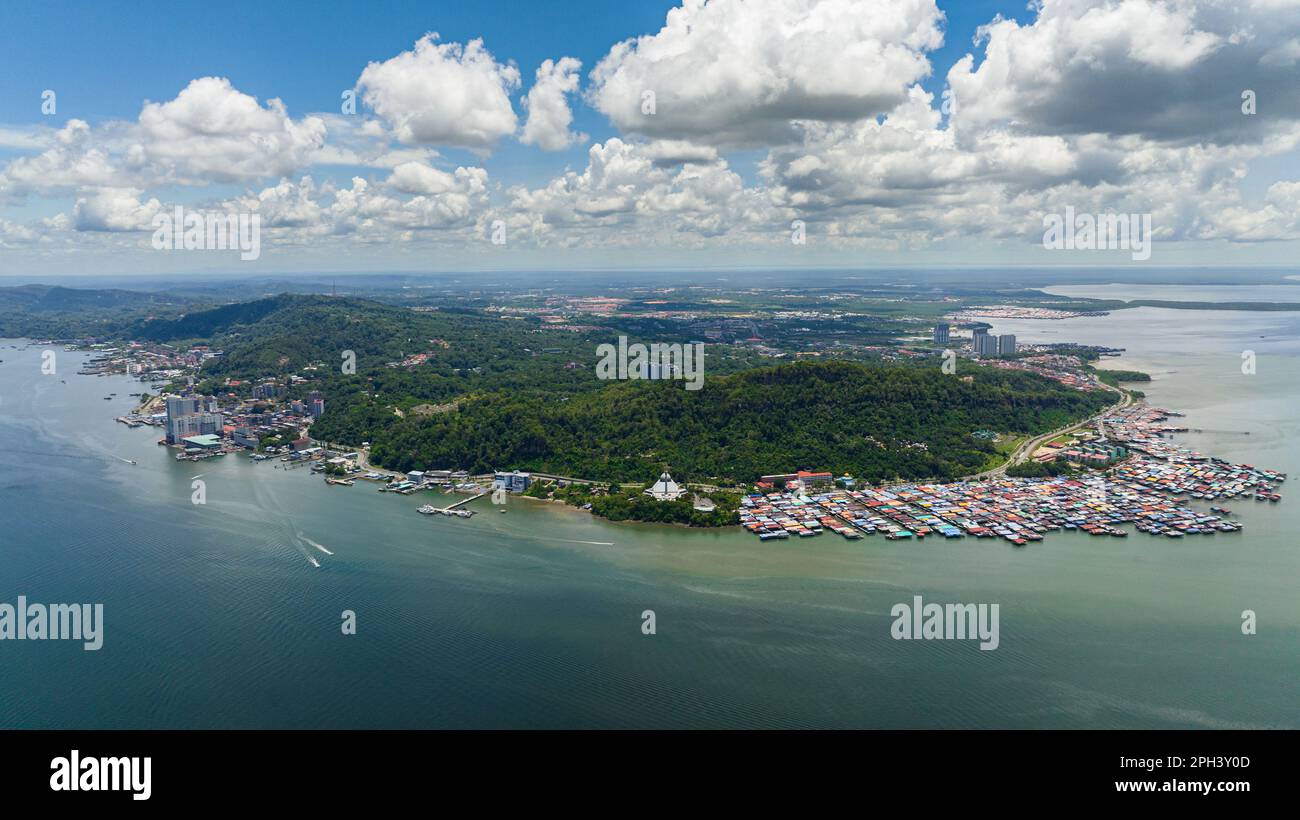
[0,284,191,338]
[0,284,183,313]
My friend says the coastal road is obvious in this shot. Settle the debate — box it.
[965,383,1133,480]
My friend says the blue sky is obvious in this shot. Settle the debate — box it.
[1,0,1298,276]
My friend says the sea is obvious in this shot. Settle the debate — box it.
[1,287,1297,728]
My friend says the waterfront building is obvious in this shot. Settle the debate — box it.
[933,323,950,345]
[165,396,200,419]
[998,334,1017,356]
[493,470,532,493]
[797,470,834,490]
[164,396,222,443]
[181,434,223,450]
[232,427,260,448]
[645,472,686,501]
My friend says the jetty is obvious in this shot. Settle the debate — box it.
[416,493,485,518]
[444,492,485,510]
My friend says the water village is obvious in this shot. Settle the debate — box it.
[740,404,1284,543]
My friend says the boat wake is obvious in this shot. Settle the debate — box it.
[301,536,334,556]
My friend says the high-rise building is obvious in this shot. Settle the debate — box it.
[933,323,950,345]
[164,396,201,443]
[998,334,1017,356]
[165,396,200,419]
[972,328,998,357]
[164,395,222,443]
[308,391,325,419]
[252,382,283,400]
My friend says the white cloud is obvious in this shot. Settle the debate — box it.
[73,187,161,232]
[506,137,782,246]
[520,57,586,151]
[135,77,326,182]
[0,79,328,201]
[587,0,945,145]
[947,0,1300,143]
[357,34,521,150]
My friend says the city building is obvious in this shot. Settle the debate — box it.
[998,334,1017,356]
[973,331,999,357]
[164,396,222,444]
[933,323,950,345]
[252,382,284,400]
[308,391,325,419]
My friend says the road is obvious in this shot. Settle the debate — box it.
[965,383,1133,480]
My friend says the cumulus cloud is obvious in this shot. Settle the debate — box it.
[506,137,781,245]
[357,34,521,150]
[520,57,586,151]
[0,79,328,201]
[135,77,326,182]
[947,0,1300,144]
[73,187,162,232]
[587,0,945,145]
[2,120,119,194]
[215,163,492,240]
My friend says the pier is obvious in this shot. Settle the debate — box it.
[443,492,486,510]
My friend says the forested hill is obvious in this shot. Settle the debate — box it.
[350,359,1111,485]
[0,285,188,338]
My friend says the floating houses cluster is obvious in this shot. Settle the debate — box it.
[741,472,1261,545]
[742,402,1285,545]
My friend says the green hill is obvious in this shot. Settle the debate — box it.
[358,358,1111,484]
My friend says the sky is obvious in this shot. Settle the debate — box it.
[1,0,1298,277]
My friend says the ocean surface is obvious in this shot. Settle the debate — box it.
[1,292,1298,728]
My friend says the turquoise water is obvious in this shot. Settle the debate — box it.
[0,306,1297,727]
